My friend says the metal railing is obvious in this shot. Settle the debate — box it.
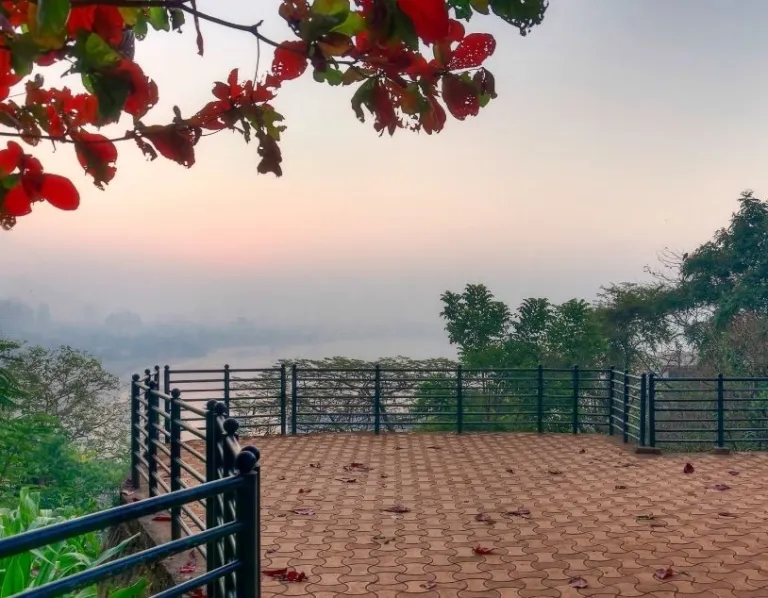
[0,447,260,598]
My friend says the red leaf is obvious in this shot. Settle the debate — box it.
[475,512,494,524]
[447,33,497,70]
[142,125,196,168]
[292,508,315,516]
[421,581,437,590]
[1,183,31,216]
[309,462,322,468]
[728,470,740,476]
[336,477,357,483]
[568,577,589,588]
[683,462,695,474]
[397,0,450,43]
[152,513,172,521]
[472,544,494,555]
[504,508,531,518]
[40,174,79,211]
[615,484,627,490]
[113,59,159,119]
[654,566,675,580]
[272,41,308,83]
[712,484,731,491]
[262,568,307,582]
[345,463,372,472]
[179,551,197,574]
[0,141,22,174]
[298,488,311,494]
[441,74,479,120]
[72,131,118,189]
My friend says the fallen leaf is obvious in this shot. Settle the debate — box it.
[336,477,357,483]
[654,566,675,580]
[614,484,627,490]
[292,508,315,516]
[728,470,740,476]
[427,445,441,449]
[636,514,655,521]
[649,521,668,528]
[309,462,322,468]
[345,462,372,472]
[548,469,563,475]
[504,509,531,518]
[382,504,411,513]
[188,590,204,598]
[568,576,588,588]
[380,474,388,478]
[298,488,311,494]
[475,512,495,524]
[472,544,495,555]
[505,468,515,473]
[266,546,278,554]
[683,462,695,474]
[712,484,731,491]
[420,581,437,590]
[578,449,586,454]
[617,462,638,468]
[179,551,197,574]
[718,511,738,518]
[262,568,307,582]
[277,476,286,481]
[152,513,172,522]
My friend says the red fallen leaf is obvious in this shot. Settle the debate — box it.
[472,544,495,555]
[336,477,357,483]
[683,462,695,474]
[152,513,172,521]
[292,508,315,516]
[427,445,441,449]
[728,470,740,476]
[615,485,627,490]
[579,449,586,454]
[271,41,308,83]
[421,581,437,590]
[654,566,675,580]
[396,0,450,43]
[179,551,197,574]
[504,509,531,518]
[309,462,322,468]
[441,74,479,120]
[382,504,411,513]
[568,577,589,588]
[447,33,496,70]
[277,476,286,481]
[505,468,515,473]
[718,512,738,518]
[547,469,563,476]
[131,497,140,502]
[380,474,388,479]
[713,484,731,491]
[188,590,204,598]
[298,488,311,494]
[262,568,307,582]
[266,546,278,554]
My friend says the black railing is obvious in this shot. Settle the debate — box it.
[0,448,260,598]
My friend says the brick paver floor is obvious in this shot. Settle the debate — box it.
[177,433,768,597]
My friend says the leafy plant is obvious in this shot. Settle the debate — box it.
[0,488,148,597]
[0,0,549,229]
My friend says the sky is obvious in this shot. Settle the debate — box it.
[1,0,767,335]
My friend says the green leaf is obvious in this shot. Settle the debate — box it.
[148,7,170,32]
[6,34,40,77]
[82,73,131,122]
[108,579,149,598]
[170,9,185,31]
[78,33,120,70]
[470,0,490,13]
[312,0,349,15]
[351,78,375,122]
[489,0,548,36]
[1,556,27,596]
[132,15,149,40]
[36,0,70,37]
[324,68,343,86]
[331,12,365,37]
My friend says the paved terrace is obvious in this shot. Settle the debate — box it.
[178,433,768,597]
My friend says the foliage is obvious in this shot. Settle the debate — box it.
[0,339,23,410]
[0,0,549,228]
[9,343,125,455]
[0,488,147,598]
[0,412,126,511]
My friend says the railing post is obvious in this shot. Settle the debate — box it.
[374,365,381,434]
[648,373,656,448]
[130,374,141,489]
[622,371,630,443]
[170,388,182,540]
[536,365,544,433]
[279,364,287,436]
[147,381,159,497]
[291,365,298,435]
[153,365,160,388]
[205,400,221,598]
[456,365,463,434]
[639,373,647,447]
[607,366,615,436]
[222,418,240,597]
[716,373,725,450]
[223,364,231,412]
[572,365,580,434]
[163,365,171,444]
[235,448,261,598]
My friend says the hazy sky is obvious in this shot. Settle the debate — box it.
[1,0,767,332]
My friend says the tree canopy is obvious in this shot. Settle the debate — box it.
[0,0,548,229]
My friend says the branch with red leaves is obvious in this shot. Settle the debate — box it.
[0,0,548,230]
